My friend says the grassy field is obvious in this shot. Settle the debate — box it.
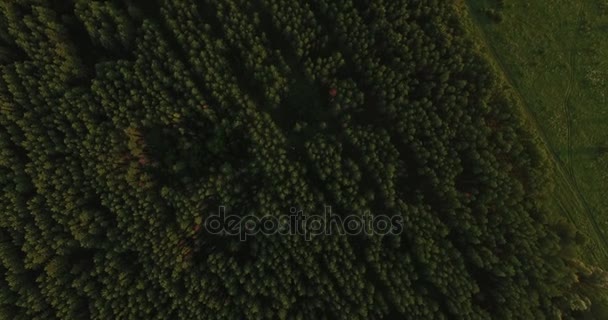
[460,0,608,266]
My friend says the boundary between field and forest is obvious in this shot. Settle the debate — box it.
[455,1,608,266]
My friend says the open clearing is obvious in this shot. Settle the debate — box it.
[463,0,608,266]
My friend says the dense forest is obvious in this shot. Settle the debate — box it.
[0,0,606,319]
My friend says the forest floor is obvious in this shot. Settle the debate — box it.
[460,0,608,267]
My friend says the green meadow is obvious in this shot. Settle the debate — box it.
[463,0,608,266]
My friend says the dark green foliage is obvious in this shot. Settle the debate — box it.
[0,0,602,319]
[597,143,608,157]
[482,8,503,23]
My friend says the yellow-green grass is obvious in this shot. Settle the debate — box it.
[458,0,608,266]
